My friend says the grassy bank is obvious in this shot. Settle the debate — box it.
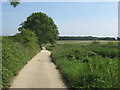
[2,31,40,87]
[50,42,119,88]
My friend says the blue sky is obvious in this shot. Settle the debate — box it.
[2,2,118,37]
[0,1,2,35]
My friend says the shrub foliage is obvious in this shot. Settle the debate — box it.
[2,29,40,87]
[51,43,119,88]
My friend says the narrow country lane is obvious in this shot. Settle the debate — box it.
[10,47,66,88]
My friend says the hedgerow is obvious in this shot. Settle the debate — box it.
[2,29,40,87]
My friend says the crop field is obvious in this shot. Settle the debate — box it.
[48,41,119,88]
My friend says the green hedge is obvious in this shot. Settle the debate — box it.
[2,30,40,87]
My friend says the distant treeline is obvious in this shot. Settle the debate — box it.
[58,36,120,41]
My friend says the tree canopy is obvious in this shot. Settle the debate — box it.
[58,36,116,41]
[9,0,20,7]
[18,12,59,45]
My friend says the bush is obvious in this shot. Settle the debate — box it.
[14,29,39,48]
[51,44,119,88]
[2,30,40,88]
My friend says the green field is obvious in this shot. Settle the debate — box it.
[57,40,117,44]
[47,41,119,88]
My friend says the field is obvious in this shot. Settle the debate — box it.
[47,40,119,88]
[57,40,117,44]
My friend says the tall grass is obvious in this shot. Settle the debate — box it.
[51,42,119,88]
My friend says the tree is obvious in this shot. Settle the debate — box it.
[9,0,20,7]
[18,12,59,45]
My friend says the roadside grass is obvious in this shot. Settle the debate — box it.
[45,44,55,51]
[49,41,119,88]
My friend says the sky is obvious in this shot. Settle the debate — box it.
[1,2,118,37]
[0,1,2,35]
